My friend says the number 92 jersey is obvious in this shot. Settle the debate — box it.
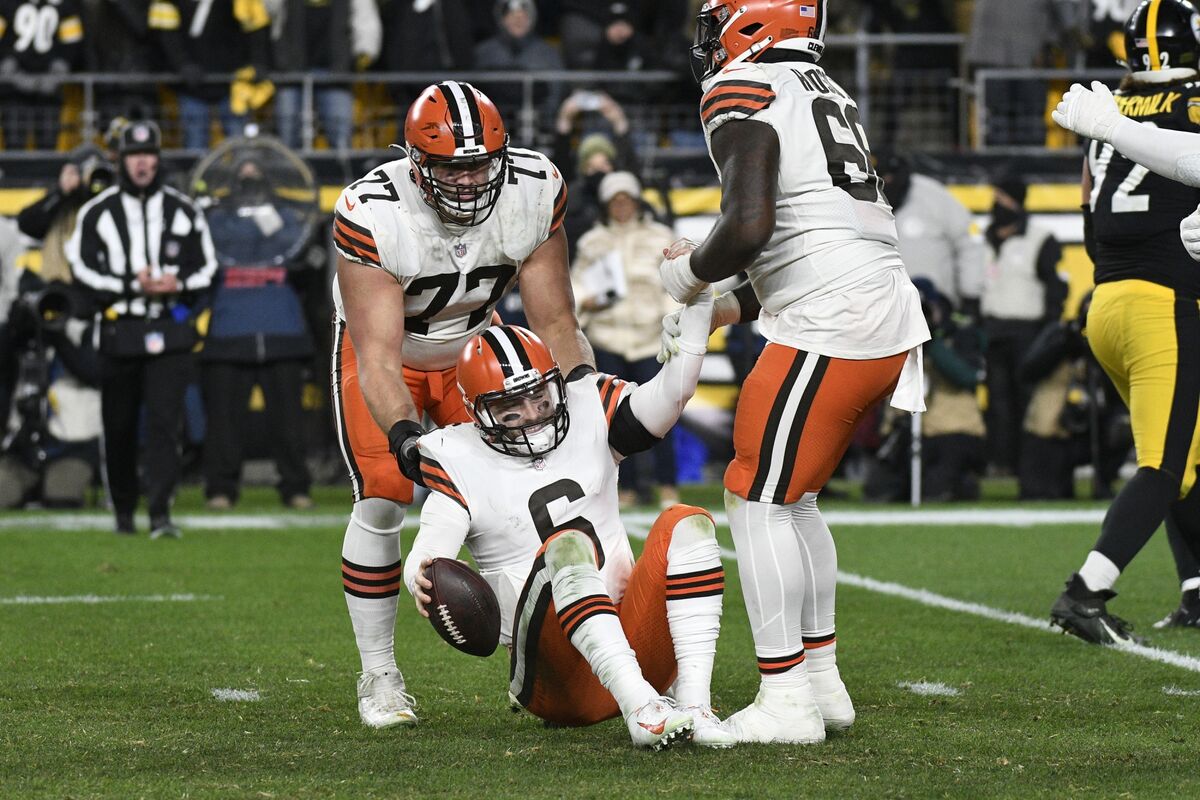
[331,148,568,371]
[700,58,902,317]
[1087,81,1200,296]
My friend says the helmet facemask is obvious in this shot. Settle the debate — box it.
[471,369,569,458]
[410,145,508,227]
[691,3,733,82]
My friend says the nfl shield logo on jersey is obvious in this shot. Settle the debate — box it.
[454,242,468,258]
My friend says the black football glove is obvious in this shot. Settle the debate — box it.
[388,420,426,486]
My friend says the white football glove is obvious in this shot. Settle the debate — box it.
[1180,205,1200,262]
[1052,81,1124,143]
[659,250,708,304]
[657,291,740,364]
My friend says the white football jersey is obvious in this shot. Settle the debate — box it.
[332,148,567,371]
[701,56,928,359]
[414,373,638,645]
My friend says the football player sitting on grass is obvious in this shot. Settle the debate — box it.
[403,289,737,750]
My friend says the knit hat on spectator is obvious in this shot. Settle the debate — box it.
[119,120,162,156]
[576,133,617,175]
[598,170,641,204]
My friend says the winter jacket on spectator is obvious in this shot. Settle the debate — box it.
[891,173,985,308]
[150,0,270,100]
[379,0,472,72]
[267,0,381,72]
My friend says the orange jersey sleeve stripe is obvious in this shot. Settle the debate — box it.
[550,181,568,234]
[333,231,381,266]
[701,96,773,125]
[334,211,377,246]
[700,82,775,113]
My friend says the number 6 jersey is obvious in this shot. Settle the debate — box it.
[700,57,928,359]
[332,148,567,371]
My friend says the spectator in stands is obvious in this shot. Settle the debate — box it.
[151,0,272,150]
[864,277,986,503]
[81,0,159,129]
[553,91,635,255]
[473,0,563,140]
[0,0,85,150]
[66,120,218,538]
[870,0,958,147]
[269,0,382,151]
[966,0,1071,146]
[379,0,473,106]
[200,153,315,510]
[17,146,113,284]
[559,0,637,70]
[573,171,680,508]
[980,176,1067,475]
[877,151,985,317]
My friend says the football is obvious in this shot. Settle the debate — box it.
[426,558,501,657]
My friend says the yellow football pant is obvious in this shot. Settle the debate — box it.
[1086,280,1200,496]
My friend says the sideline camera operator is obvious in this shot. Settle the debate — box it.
[66,120,218,538]
[0,273,101,508]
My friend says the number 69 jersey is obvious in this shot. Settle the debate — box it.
[409,373,639,646]
[700,57,927,360]
[331,148,568,371]
[1087,81,1200,297]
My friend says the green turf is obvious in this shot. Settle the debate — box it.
[3,487,1199,799]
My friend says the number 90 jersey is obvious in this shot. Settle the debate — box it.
[332,148,568,371]
[700,59,903,317]
[1087,81,1200,296]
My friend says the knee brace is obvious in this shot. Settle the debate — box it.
[545,530,597,578]
[351,497,406,536]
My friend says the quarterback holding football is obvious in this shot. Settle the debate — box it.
[403,289,735,750]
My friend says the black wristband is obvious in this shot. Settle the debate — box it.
[387,419,425,455]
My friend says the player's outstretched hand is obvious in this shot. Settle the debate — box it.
[1052,81,1123,143]
[657,289,715,364]
[1181,205,1200,261]
[412,558,434,618]
[657,308,683,364]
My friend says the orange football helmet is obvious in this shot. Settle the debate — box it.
[457,325,569,457]
[691,0,828,82]
[404,81,509,226]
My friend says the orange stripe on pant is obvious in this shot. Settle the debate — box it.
[519,504,712,726]
[725,344,906,504]
[332,322,473,503]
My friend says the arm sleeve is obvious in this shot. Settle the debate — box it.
[66,203,124,296]
[179,206,219,292]
[1035,236,1066,320]
[350,0,382,61]
[16,190,65,240]
[947,193,985,301]
[1110,114,1200,188]
[403,491,471,599]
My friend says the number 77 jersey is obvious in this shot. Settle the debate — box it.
[700,58,903,316]
[331,147,567,371]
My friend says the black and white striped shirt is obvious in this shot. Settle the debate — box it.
[66,184,218,318]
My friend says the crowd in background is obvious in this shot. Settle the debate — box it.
[0,0,1143,519]
[0,0,1155,153]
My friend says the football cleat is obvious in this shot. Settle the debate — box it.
[809,668,856,732]
[149,518,182,540]
[1050,573,1145,646]
[683,705,737,748]
[719,686,826,745]
[1153,589,1200,630]
[357,669,418,729]
[625,696,694,750]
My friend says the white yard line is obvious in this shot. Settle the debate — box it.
[0,593,221,605]
[623,523,1200,676]
[0,506,1109,533]
[210,688,261,702]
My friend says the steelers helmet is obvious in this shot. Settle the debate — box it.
[1123,0,1200,78]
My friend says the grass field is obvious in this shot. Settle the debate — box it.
[3,484,1200,799]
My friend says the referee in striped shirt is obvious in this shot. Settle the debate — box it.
[67,120,217,538]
